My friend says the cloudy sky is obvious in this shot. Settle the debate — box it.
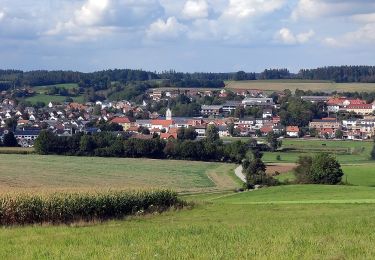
[0,0,375,72]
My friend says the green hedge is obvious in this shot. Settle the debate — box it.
[0,190,184,225]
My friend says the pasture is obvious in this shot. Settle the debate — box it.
[25,83,84,104]
[225,79,375,93]
[1,185,375,259]
[264,139,373,164]
[0,154,237,193]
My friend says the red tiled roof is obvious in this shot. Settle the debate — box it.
[151,119,173,127]
[111,117,131,124]
[348,99,366,105]
[286,126,299,132]
[160,133,178,139]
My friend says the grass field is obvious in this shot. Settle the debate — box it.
[33,83,79,92]
[275,163,375,187]
[1,185,375,259]
[25,83,84,104]
[264,139,373,164]
[225,79,375,93]
[0,154,237,193]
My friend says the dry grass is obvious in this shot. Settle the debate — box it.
[225,80,375,93]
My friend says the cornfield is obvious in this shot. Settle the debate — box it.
[0,190,184,225]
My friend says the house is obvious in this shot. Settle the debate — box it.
[262,108,272,119]
[14,129,41,147]
[218,125,230,137]
[242,97,275,107]
[201,105,223,116]
[327,98,367,113]
[110,117,133,130]
[301,96,331,103]
[151,119,174,131]
[286,126,299,137]
[309,118,341,132]
[222,101,242,114]
[194,125,207,138]
[345,103,375,115]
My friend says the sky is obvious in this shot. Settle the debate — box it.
[0,0,375,73]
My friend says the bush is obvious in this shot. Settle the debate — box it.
[0,190,184,225]
[294,153,343,185]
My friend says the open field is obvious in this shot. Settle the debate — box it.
[1,185,375,259]
[24,83,84,104]
[24,93,84,104]
[0,154,237,193]
[264,139,373,164]
[275,163,375,187]
[225,79,375,93]
[33,83,79,92]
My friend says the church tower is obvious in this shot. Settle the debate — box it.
[166,108,172,120]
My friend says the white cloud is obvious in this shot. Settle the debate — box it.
[324,22,375,47]
[276,28,314,45]
[146,17,187,40]
[352,13,375,23]
[0,11,5,21]
[182,0,209,19]
[45,0,164,41]
[292,0,375,21]
[224,0,285,19]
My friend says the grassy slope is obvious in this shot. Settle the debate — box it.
[264,139,372,164]
[275,164,375,187]
[225,79,375,92]
[0,154,237,193]
[1,185,375,259]
[25,83,83,104]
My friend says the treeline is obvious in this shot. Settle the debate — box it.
[34,129,253,163]
[298,66,375,83]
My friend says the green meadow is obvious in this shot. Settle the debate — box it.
[264,139,373,164]
[0,154,237,193]
[1,185,375,259]
[24,83,84,104]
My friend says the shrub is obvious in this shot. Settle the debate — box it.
[0,190,184,226]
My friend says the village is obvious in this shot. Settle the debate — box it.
[1,87,375,147]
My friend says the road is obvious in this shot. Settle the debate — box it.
[234,165,246,183]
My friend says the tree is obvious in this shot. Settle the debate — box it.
[294,153,343,185]
[266,131,282,152]
[5,118,17,131]
[177,127,197,140]
[371,139,375,160]
[335,129,344,139]
[34,130,58,154]
[242,151,273,189]
[79,135,96,154]
[206,125,220,143]
[3,132,18,147]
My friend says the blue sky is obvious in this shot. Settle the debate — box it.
[0,0,375,72]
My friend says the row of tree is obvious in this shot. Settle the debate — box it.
[34,127,250,163]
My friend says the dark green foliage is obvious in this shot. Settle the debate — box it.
[34,131,249,163]
[298,66,375,83]
[206,125,220,143]
[242,151,278,189]
[3,132,18,147]
[266,132,282,152]
[335,129,344,139]
[0,190,183,225]
[371,139,375,160]
[294,153,343,185]
[177,127,197,140]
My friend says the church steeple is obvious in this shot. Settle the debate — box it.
[166,108,172,120]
